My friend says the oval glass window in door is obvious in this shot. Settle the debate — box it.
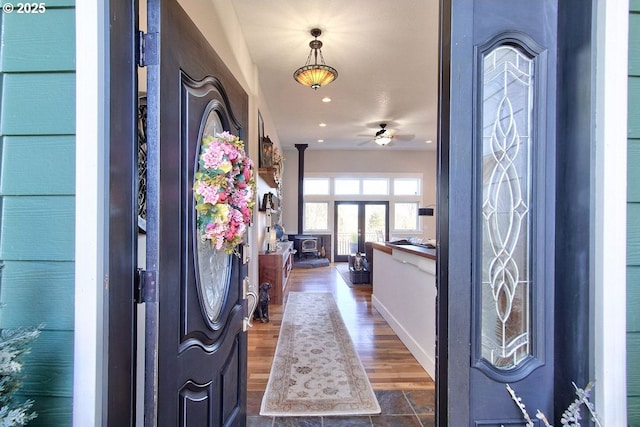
[194,108,231,324]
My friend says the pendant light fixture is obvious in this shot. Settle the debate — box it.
[293,28,338,90]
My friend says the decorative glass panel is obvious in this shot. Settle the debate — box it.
[480,45,533,369]
[195,109,231,323]
[196,245,231,322]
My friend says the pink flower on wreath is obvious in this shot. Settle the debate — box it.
[241,205,251,222]
[222,143,240,161]
[193,132,256,254]
[243,161,253,181]
[194,181,221,205]
[201,143,228,170]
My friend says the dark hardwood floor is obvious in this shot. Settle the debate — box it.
[247,262,435,426]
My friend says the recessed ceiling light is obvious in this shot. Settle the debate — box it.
[319,123,327,127]
[322,97,331,103]
[317,139,324,143]
[426,140,433,144]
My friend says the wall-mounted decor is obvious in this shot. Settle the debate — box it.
[261,192,275,211]
[260,135,274,168]
[258,111,266,167]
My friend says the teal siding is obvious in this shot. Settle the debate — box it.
[0,136,75,194]
[0,261,74,329]
[630,78,640,137]
[0,73,76,135]
[630,4,640,425]
[0,8,75,72]
[0,196,75,260]
[629,266,640,329]
[631,139,640,202]
[629,265,640,425]
[0,2,75,425]
[20,331,74,397]
[630,203,640,264]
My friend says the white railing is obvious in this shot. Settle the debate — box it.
[336,232,383,255]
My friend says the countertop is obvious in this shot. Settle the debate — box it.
[259,240,293,256]
[370,241,436,261]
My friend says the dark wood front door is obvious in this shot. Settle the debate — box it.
[144,1,249,426]
[438,0,570,425]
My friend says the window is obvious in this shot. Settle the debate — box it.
[304,178,330,195]
[334,178,360,195]
[362,179,389,195]
[304,202,329,230]
[302,174,425,234]
[393,178,421,196]
[394,202,419,230]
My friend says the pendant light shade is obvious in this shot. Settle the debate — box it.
[293,29,338,90]
[375,135,392,146]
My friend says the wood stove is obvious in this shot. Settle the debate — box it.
[293,235,318,258]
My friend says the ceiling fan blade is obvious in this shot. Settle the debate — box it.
[393,134,415,142]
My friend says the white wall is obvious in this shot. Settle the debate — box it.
[280,149,437,241]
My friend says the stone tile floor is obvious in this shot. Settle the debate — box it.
[247,389,435,427]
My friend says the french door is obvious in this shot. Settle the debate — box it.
[334,202,388,262]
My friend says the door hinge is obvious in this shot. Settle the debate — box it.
[135,268,157,303]
[137,31,158,67]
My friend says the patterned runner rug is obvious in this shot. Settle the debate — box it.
[260,292,380,416]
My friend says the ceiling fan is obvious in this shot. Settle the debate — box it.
[359,123,415,146]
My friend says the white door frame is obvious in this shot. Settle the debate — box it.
[73,2,109,426]
[593,1,629,425]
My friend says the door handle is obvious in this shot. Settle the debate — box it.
[243,276,258,331]
[242,243,251,265]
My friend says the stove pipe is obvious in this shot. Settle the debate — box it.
[294,144,308,235]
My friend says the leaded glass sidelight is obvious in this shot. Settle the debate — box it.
[480,45,533,370]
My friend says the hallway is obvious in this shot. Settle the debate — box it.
[247,263,435,426]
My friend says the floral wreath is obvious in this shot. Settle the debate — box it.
[193,132,256,254]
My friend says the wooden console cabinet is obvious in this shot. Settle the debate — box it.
[258,240,293,304]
